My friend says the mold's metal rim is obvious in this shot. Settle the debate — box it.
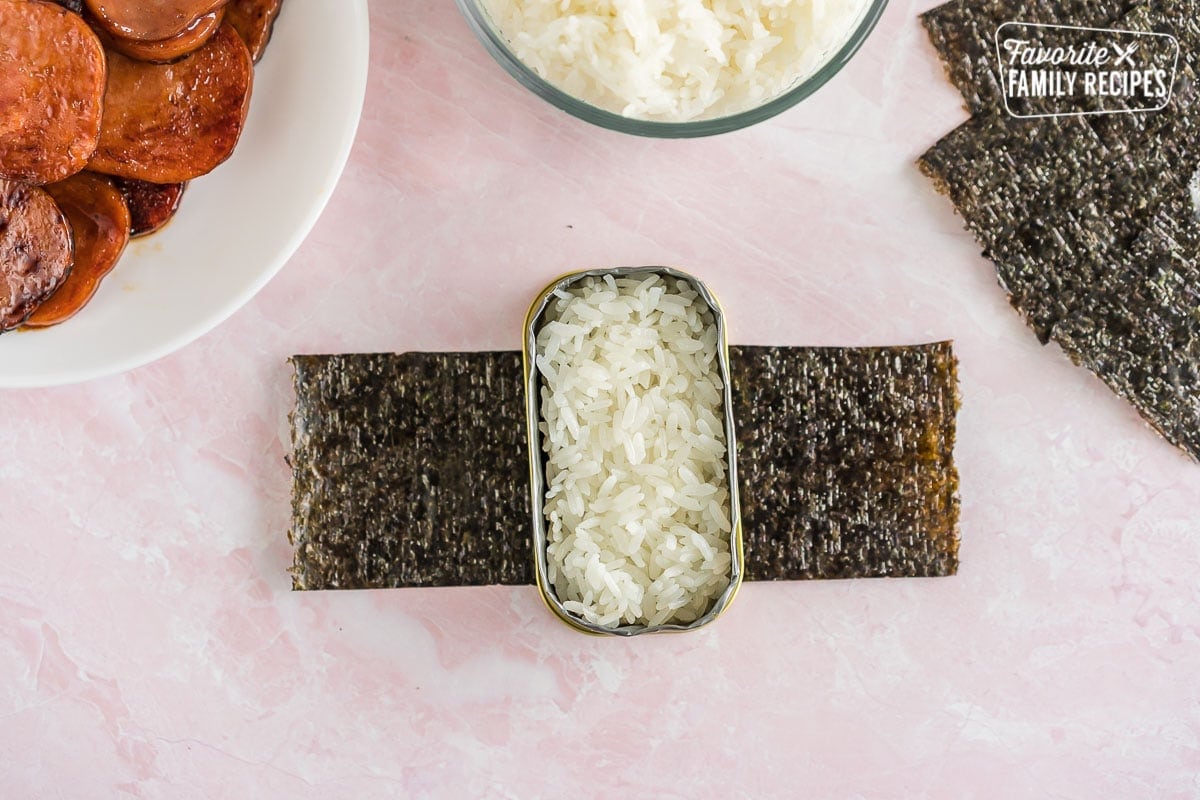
[522,266,745,636]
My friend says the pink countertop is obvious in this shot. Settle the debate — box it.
[3,1,1199,796]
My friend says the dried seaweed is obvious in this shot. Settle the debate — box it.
[920,120,1200,457]
[289,345,961,590]
[919,0,1200,459]
[1051,203,1200,457]
[919,115,1159,341]
[1084,3,1200,150]
[920,0,1196,123]
[732,344,960,580]
[289,352,533,589]
[920,0,1134,115]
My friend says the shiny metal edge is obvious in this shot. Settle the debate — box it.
[523,266,744,636]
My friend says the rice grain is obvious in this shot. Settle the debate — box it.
[536,274,733,627]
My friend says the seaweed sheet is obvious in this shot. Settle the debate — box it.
[289,345,960,590]
[1084,4,1200,151]
[919,113,1199,339]
[289,352,533,589]
[920,120,1200,457]
[918,0,1200,459]
[920,0,1197,125]
[920,0,1134,115]
[732,344,960,580]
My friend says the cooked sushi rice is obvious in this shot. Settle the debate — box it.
[481,0,873,121]
[536,273,733,628]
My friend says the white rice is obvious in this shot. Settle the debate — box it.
[480,0,873,121]
[535,273,733,628]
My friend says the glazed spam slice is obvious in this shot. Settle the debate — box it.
[106,8,225,63]
[0,180,73,331]
[0,0,106,185]
[111,178,186,238]
[225,0,284,62]
[85,0,228,42]
[89,23,254,183]
[24,172,130,328]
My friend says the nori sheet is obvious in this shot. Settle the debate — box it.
[1084,3,1200,151]
[288,345,961,590]
[1051,202,1200,457]
[918,115,1195,341]
[918,0,1200,460]
[920,0,1134,115]
[732,344,960,580]
[289,352,533,589]
[920,0,1196,123]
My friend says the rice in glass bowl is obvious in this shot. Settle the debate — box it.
[455,0,889,137]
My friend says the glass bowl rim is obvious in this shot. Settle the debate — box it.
[454,0,891,138]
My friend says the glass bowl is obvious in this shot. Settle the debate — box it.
[454,0,889,138]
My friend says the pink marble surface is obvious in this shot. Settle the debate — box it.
[3,1,1200,796]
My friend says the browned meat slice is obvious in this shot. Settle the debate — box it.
[89,24,253,183]
[85,0,227,42]
[0,180,73,331]
[107,8,224,63]
[110,178,186,238]
[24,172,130,328]
[226,0,283,62]
[0,0,106,185]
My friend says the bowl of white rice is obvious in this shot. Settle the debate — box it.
[523,268,744,635]
[455,0,888,136]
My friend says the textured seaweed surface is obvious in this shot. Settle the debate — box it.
[732,344,960,580]
[289,345,960,590]
[921,0,1195,122]
[920,0,1134,115]
[919,0,1200,460]
[289,352,533,589]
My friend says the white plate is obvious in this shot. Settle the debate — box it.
[0,0,369,388]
